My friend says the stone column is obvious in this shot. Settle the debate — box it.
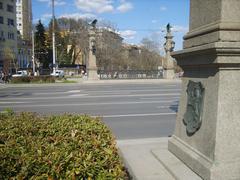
[168,0,240,179]
[87,27,99,80]
[163,24,175,79]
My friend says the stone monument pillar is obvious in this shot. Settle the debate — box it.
[163,23,175,79]
[167,0,240,179]
[87,20,99,80]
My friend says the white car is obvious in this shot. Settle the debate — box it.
[50,70,65,78]
[12,70,28,77]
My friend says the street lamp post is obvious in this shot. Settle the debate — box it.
[31,30,36,76]
[56,44,61,69]
[52,0,56,74]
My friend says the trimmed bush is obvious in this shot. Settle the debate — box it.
[0,112,127,179]
[11,76,55,83]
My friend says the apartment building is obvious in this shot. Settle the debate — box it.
[0,0,17,73]
[16,0,32,41]
[16,0,32,69]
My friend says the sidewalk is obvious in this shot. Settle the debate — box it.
[117,137,202,180]
[117,138,174,180]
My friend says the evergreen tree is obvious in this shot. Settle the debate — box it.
[35,20,50,68]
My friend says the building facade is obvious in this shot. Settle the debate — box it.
[0,0,18,73]
[16,0,32,41]
[16,0,32,69]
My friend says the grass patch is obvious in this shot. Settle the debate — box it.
[11,76,55,84]
[61,79,78,83]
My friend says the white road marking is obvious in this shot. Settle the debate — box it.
[0,102,27,104]
[0,93,181,100]
[68,94,88,97]
[67,90,81,93]
[140,97,179,100]
[0,100,176,107]
[98,112,176,118]
[34,90,81,95]
[83,89,180,93]
[156,105,178,109]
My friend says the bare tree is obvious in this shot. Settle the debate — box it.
[4,47,17,73]
[95,28,123,70]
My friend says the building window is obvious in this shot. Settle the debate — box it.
[8,18,14,26]
[7,4,14,13]
[0,16,3,24]
[0,31,4,41]
[8,32,15,40]
[0,2,3,9]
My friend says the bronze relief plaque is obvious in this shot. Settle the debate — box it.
[183,80,205,136]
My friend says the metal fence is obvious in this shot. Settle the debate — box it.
[98,70,163,80]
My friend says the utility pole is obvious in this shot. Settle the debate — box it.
[52,0,56,74]
[31,30,36,76]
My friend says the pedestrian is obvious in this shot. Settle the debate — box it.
[1,71,5,83]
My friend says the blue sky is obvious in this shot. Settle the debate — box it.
[32,0,190,51]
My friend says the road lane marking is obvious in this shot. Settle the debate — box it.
[140,97,179,100]
[0,100,177,108]
[34,90,81,95]
[98,112,176,118]
[156,105,178,109]
[82,89,181,93]
[0,102,27,104]
[68,94,88,97]
[0,93,180,100]
[67,90,81,93]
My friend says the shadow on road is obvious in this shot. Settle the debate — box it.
[169,101,179,113]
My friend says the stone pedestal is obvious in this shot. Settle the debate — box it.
[164,0,240,180]
[163,69,175,79]
[163,24,175,79]
[87,28,99,80]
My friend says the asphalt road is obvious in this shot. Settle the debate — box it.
[0,81,181,140]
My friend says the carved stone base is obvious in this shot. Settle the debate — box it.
[164,69,175,79]
[87,69,99,80]
[171,45,240,180]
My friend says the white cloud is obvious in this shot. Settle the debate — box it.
[172,25,188,33]
[55,0,66,6]
[160,6,167,11]
[74,0,114,14]
[40,13,52,22]
[59,13,96,20]
[74,0,133,14]
[119,30,137,40]
[117,2,133,13]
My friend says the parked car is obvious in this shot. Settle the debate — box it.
[12,70,28,77]
[50,70,65,78]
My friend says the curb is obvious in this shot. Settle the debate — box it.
[1,79,181,88]
[81,79,182,84]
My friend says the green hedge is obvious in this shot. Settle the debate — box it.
[11,76,55,83]
[0,111,127,179]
